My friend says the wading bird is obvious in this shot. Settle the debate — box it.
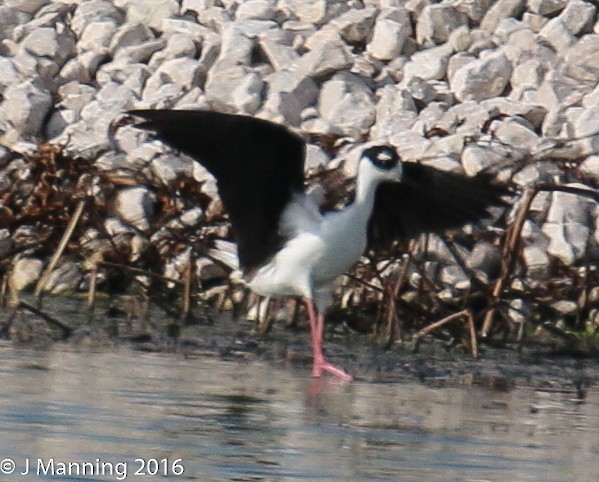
[129,109,505,381]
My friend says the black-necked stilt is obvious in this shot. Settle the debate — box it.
[129,109,505,381]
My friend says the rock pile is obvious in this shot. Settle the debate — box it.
[2,0,599,340]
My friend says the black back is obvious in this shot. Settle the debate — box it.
[367,162,507,252]
[129,109,306,272]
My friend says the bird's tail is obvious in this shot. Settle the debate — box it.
[208,239,240,272]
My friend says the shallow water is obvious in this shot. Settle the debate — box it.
[0,344,598,482]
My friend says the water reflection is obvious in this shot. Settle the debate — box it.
[0,343,597,481]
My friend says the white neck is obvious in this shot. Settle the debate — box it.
[352,160,385,220]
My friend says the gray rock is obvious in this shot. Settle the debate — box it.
[454,0,494,22]
[450,51,512,102]
[78,20,118,52]
[114,39,167,64]
[236,0,274,20]
[508,298,530,324]
[539,18,577,53]
[295,30,353,78]
[523,12,548,32]
[71,0,123,36]
[304,143,329,170]
[542,187,595,265]
[258,30,298,71]
[440,264,470,290]
[461,144,509,176]
[558,0,596,35]
[207,66,264,114]
[0,7,31,40]
[43,261,82,294]
[528,0,568,16]
[143,57,205,99]
[480,0,525,33]
[109,23,155,55]
[160,18,214,42]
[579,155,599,184]
[467,242,501,277]
[262,70,318,125]
[277,0,346,24]
[9,257,43,293]
[318,72,376,137]
[367,17,410,60]
[20,25,76,66]
[330,6,377,44]
[0,57,22,92]
[122,0,179,30]
[5,0,48,14]
[114,187,156,232]
[571,106,599,138]
[59,50,108,84]
[492,118,540,150]
[1,80,52,137]
[96,61,150,96]
[563,35,599,84]
[0,229,14,259]
[417,4,469,46]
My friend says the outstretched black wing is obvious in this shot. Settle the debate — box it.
[129,109,306,272]
[367,162,507,252]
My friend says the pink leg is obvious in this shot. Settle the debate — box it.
[305,298,353,381]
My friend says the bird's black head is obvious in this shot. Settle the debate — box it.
[361,145,401,170]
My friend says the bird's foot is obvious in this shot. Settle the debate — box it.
[312,358,353,382]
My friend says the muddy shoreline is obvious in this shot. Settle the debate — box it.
[2,294,595,395]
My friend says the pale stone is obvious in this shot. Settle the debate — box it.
[492,119,540,150]
[572,106,599,138]
[9,258,43,292]
[262,70,318,125]
[330,6,377,44]
[319,72,375,137]
[144,58,205,98]
[539,18,577,53]
[528,0,568,16]
[258,30,298,71]
[480,0,526,33]
[0,7,30,40]
[0,58,22,91]
[461,144,508,176]
[304,144,330,170]
[277,0,347,24]
[450,51,512,102]
[467,242,501,277]
[523,245,550,278]
[403,45,453,84]
[236,0,274,20]
[123,0,179,30]
[366,18,409,60]
[417,4,469,46]
[523,12,548,32]
[563,35,599,84]
[78,20,118,52]
[579,155,599,184]
[43,261,82,294]
[455,0,494,22]
[21,26,76,66]
[114,187,156,232]
[557,0,596,35]
[114,39,167,64]
[295,31,352,78]
[71,0,123,36]
[58,50,107,84]
[1,80,52,137]
[109,23,155,55]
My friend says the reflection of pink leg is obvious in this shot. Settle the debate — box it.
[305,298,353,382]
